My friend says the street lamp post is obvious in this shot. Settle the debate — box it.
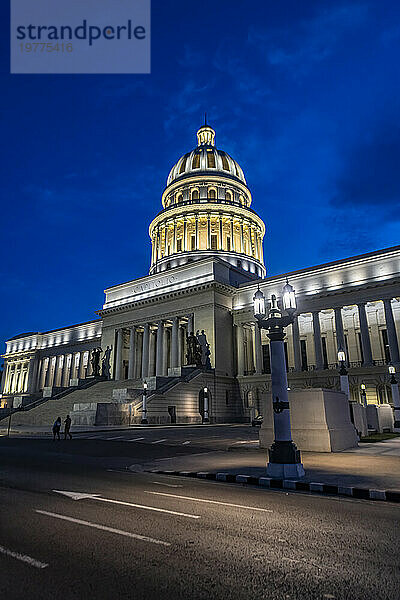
[388,366,400,429]
[360,382,367,408]
[203,387,209,423]
[253,281,305,479]
[141,380,148,425]
[337,347,350,400]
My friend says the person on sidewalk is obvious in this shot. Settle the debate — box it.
[52,417,61,441]
[64,415,72,440]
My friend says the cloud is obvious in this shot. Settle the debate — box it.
[249,3,368,74]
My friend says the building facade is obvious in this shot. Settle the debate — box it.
[1,124,400,424]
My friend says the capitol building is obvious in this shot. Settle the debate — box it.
[1,123,400,430]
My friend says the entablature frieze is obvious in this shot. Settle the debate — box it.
[99,281,235,318]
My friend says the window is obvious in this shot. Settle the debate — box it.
[226,236,231,251]
[239,195,245,206]
[381,329,391,363]
[167,245,171,255]
[179,156,187,174]
[211,235,217,250]
[284,342,289,372]
[321,337,328,369]
[208,188,216,199]
[191,235,196,250]
[191,189,199,200]
[176,193,183,204]
[221,153,229,171]
[300,339,308,371]
[226,190,232,202]
[177,239,182,252]
[192,152,200,169]
[262,344,271,374]
[357,332,364,364]
[207,150,215,168]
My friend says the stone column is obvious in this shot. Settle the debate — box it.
[240,218,244,253]
[69,354,75,382]
[171,317,179,369]
[334,307,345,354]
[183,218,187,251]
[187,314,194,335]
[254,324,263,375]
[383,298,400,364]
[61,355,68,386]
[26,357,38,393]
[173,218,177,253]
[291,316,302,371]
[115,329,123,380]
[207,214,211,248]
[1,363,9,394]
[312,311,324,370]
[128,326,136,380]
[156,320,164,376]
[45,358,52,387]
[236,324,245,376]
[357,303,373,366]
[230,219,235,251]
[141,324,150,379]
[75,353,82,381]
[195,215,199,249]
[219,214,223,249]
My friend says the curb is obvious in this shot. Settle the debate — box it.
[147,470,400,504]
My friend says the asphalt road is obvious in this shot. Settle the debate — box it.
[0,437,399,600]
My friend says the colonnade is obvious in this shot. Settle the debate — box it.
[113,314,194,381]
[236,297,400,377]
[150,212,264,265]
[2,349,92,395]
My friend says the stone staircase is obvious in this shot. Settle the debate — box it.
[11,378,143,426]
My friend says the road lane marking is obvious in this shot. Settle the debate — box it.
[0,544,48,569]
[151,439,167,444]
[182,441,191,445]
[35,511,170,546]
[105,436,125,440]
[126,437,145,442]
[145,491,273,513]
[53,490,200,519]
[152,481,183,488]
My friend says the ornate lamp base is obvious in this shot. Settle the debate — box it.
[266,440,305,479]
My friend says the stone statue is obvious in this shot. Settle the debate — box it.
[101,345,112,379]
[196,329,211,370]
[186,332,202,367]
[91,347,102,377]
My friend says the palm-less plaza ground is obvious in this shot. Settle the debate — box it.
[1,424,399,600]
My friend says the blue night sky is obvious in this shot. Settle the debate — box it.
[1,1,400,350]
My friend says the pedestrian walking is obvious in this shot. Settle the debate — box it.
[64,414,72,440]
[52,417,61,441]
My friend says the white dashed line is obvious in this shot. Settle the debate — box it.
[126,437,145,442]
[0,544,48,569]
[182,441,191,445]
[35,510,170,546]
[145,491,273,512]
[152,481,183,488]
[151,439,167,444]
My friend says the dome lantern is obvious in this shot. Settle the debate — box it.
[196,124,215,146]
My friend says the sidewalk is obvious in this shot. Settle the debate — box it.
[137,438,400,492]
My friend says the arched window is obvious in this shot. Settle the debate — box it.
[225,190,232,202]
[176,193,183,204]
[221,153,229,171]
[192,152,200,169]
[207,150,216,168]
[239,195,245,206]
[179,156,187,174]
[208,188,216,199]
[191,189,199,200]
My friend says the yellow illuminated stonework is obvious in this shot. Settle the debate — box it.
[149,124,266,277]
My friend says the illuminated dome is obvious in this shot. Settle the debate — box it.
[149,122,266,279]
[167,124,246,186]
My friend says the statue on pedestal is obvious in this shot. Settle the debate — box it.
[101,345,112,379]
[186,332,202,367]
[196,330,211,370]
[91,347,102,377]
